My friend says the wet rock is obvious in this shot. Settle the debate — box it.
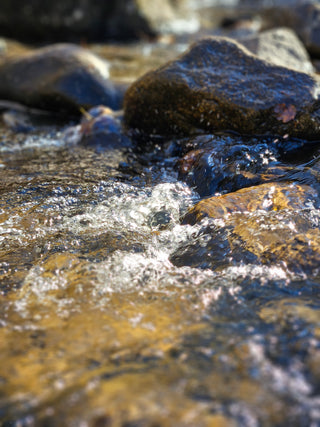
[178,134,281,197]
[182,182,318,224]
[173,181,320,275]
[169,223,258,270]
[178,133,320,197]
[269,230,320,276]
[0,0,197,43]
[240,27,315,74]
[0,44,126,115]
[124,37,320,139]
[64,106,132,150]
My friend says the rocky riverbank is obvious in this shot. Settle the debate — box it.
[1,1,320,426]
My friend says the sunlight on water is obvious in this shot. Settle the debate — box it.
[1,122,320,426]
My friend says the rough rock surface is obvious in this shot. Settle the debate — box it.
[124,37,320,139]
[0,44,126,114]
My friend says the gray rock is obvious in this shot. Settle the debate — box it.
[239,1,320,59]
[294,2,320,58]
[0,44,126,115]
[124,36,320,139]
[240,27,315,74]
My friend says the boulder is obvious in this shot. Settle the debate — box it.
[171,182,320,274]
[182,182,318,224]
[124,37,320,139]
[0,44,126,115]
[240,27,314,74]
[239,1,320,59]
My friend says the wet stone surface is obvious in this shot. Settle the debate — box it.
[124,37,320,139]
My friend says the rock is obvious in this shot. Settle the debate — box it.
[268,230,320,275]
[177,134,279,197]
[294,2,320,58]
[170,222,258,270]
[240,27,315,74]
[0,44,126,115]
[172,182,320,274]
[124,37,320,139]
[63,105,132,150]
[239,1,320,59]
[0,0,197,43]
[178,133,320,197]
[182,182,318,224]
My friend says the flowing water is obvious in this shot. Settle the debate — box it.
[1,44,320,427]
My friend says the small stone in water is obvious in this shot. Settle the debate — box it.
[147,210,173,230]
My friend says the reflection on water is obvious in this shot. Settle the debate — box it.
[0,119,320,427]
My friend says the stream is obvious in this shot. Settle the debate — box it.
[0,40,320,427]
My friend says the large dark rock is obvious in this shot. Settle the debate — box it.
[0,44,126,115]
[124,37,320,139]
[0,0,196,43]
[178,133,320,197]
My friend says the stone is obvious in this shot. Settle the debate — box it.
[177,134,279,197]
[240,27,314,74]
[182,182,318,224]
[178,133,320,197]
[124,37,320,139]
[0,44,126,115]
[0,0,197,43]
[294,2,320,58]
[239,1,320,59]
[63,106,132,150]
[171,181,320,275]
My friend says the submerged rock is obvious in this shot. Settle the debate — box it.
[178,134,281,197]
[178,133,320,197]
[171,181,320,275]
[124,37,320,139]
[0,44,126,115]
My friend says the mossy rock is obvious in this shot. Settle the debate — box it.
[124,37,320,139]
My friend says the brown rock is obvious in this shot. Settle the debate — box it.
[183,182,317,225]
[124,37,320,139]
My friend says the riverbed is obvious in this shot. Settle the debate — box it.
[0,39,320,427]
